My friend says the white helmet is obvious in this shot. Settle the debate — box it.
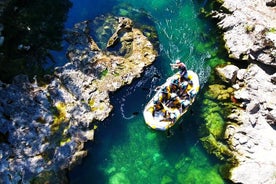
[175,59,181,64]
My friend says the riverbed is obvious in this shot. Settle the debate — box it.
[67,0,228,183]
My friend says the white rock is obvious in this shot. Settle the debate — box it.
[216,64,239,83]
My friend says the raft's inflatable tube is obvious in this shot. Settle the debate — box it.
[143,70,200,131]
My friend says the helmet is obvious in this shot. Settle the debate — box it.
[175,59,181,64]
[172,78,179,84]
[171,93,177,99]
[161,87,167,92]
[182,99,190,107]
[181,81,188,89]
[170,112,176,119]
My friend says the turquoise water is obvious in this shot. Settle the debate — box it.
[68,0,227,183]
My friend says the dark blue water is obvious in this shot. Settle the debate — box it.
[67,0,227,183]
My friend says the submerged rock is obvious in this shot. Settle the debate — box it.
[0,16,157,183]
[200,85,234,161]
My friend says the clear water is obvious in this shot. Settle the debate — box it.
[68,0,227,183]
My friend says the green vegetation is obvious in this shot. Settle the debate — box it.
[245,24,255,33]
[100,68,108,79]
[268,27,276,33]
[60,136,71,146]
[51,102,67,132]
[50,101,73,148]
[199,82,235,160]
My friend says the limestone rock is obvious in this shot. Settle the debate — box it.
[246,101,260,114]
[223,64,276,184]
[213,0,276,67]
[216,64,239,84]
[271,73,276,84]
[236,69,246,81]
[209,0,276,182]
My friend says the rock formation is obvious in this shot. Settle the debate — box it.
[0,16,157,183]
[216,64,276,184]
[212,0,276,67]
[211,0,276,183]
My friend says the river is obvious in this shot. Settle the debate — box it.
[67,0,228,183]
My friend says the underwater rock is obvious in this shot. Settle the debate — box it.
[109,172,131,184]
[0,36,4,46]
[161,175,173,184]
[30,170,69,184]
[200,86,235,162]
[205,84,234,100]
[0,16,157,183]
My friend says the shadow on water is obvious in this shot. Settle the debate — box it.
[0,0,72,82]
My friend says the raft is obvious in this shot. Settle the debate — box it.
[143,70,200,131]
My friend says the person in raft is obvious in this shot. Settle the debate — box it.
[170,59,188,81]
[152,96,165,116]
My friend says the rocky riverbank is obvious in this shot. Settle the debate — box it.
[0,16,157,183]
[210,0,276,183]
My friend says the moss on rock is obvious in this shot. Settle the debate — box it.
[205,84,234,100]
[200,134,232,160]
[200,82,236,162]
[51,102,68,132]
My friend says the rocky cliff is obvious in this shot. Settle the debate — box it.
[211,0,276,183]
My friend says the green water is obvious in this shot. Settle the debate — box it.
[69,0,228,183]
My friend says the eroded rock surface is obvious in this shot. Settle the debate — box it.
[0,16,157,183]
[213,0,276,67]
[217,64,276,184]
[209,0,276,183]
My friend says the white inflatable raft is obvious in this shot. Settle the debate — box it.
[143,70,200,131]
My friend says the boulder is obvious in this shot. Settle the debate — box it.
[216,64,239,84]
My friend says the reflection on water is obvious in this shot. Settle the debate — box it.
[68,0,228,183]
